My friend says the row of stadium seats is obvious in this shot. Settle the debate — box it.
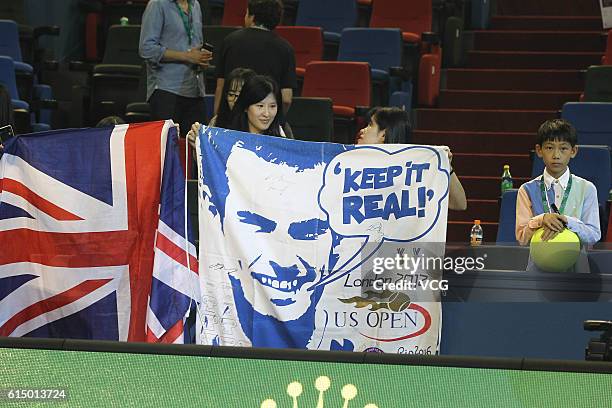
[0,1,62,133]
[80,0,464,63]
[4,0,612,133]
[70,0,466,135]
[63,25,402,143]
[84,25,612,141]
[0,19,59,134]
[0,1,60,68]
[67,23,432,141]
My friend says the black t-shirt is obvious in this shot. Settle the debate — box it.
[214,27,297,90]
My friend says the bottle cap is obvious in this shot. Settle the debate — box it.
[474,219,481,225]
[503,164,509,169]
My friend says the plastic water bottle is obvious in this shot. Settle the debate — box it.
[501,164,513,194]
[120,16,129,26]
[470,220,483,246]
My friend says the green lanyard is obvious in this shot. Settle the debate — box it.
[175,1,193,46]
[540,175,572,214]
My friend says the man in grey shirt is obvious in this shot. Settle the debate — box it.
[139,0,212,136]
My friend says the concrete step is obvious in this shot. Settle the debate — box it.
[489,15,603,31]
[465,50,602,70]
[438,89,580,110]
[412,130,536,154]
[445,68,585,92]
[472,30,605,52]
[416,108,557,132]
[452,153,532,177]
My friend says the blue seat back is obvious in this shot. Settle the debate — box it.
[204,94,214,122]
[0,56,20,99]
[390,88,413,112]
[496,189,518,244]
[338,28,402,72]
[35,84,53,126]
[471,0,490,29]
[587,250,612,274]
[531,145,611,208]
[296,0,356,35]
[0,19,23,62]
[561,102,612,150]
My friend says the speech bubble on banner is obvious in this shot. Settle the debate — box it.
[316,145,449,285]
[320,145,449,241]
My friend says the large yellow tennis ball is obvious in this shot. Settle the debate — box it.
[530,228,580,272]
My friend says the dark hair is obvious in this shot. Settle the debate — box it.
[216,67,256,128]
[536,119,578,147]
[367,107,411,144]
[247,0,282,30]
[96,115,125,127]
[230,75,284,137]
[0,84,13,128]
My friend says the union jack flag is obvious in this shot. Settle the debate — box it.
[0,121,198,343]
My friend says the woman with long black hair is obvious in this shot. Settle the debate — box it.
[228,74,291,137]
[187,74,292,143]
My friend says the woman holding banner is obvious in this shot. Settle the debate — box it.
[228,75,292,138]
[187,74,292,143]
[357,107,467,211]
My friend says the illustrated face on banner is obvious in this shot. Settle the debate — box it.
[224,146,332,321]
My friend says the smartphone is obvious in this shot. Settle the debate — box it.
[201,42,214,52]
[0,124,14,143]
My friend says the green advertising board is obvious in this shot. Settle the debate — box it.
[0,347,610,407]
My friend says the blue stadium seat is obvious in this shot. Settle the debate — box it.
[531,145,611,208]
[496,189,518,244]
[34,83,53,127]
[0,19,35,105]
[337,28,412,109]
[0,56,28,110]
[389,91,412,111]
[0,55,49,133]
[0,19,33,74]
[560,104,612,234]
[295,0,357,43]
[561,102,612,150]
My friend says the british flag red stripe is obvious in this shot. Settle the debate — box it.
[146,319,184,344]
[0,178,83,220]
[155,232,198,274]
[0,279,112,336]
[0,121,197,342]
